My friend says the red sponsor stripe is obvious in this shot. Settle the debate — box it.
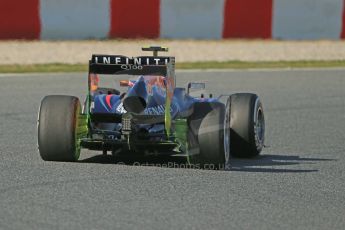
[110,0,160,38]
[341,0,345,38]
[105,95,112,109]
[0,0,40,39]
[223,0,272,39]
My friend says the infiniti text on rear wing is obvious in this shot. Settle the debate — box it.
[89,55,175,76]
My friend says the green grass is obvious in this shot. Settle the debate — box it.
[1,60,345,73]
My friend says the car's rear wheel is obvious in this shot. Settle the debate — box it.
[38,95,82,162]
[187,102,228,169]
[229,93,265,158]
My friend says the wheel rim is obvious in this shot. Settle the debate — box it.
[255,107,265,145]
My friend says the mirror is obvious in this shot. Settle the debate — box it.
[187,82,205,94]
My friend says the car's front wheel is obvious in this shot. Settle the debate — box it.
[229,93,265,158]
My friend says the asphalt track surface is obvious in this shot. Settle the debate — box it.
[0,69,344,230]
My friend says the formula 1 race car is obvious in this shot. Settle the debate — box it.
[37,46,265,169]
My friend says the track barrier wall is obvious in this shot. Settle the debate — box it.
[1,0,345,40]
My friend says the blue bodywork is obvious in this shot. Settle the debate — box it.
[91,75,218,119]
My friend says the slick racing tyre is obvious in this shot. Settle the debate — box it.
[229,93,265,158]
[187,102,229,169]
[38,95,82,162]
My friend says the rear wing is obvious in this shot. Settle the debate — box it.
[89,55,175,76]
[87,53,175,136]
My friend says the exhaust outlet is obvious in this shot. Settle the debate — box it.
[123,96,147,114]
[123,78,148,114]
